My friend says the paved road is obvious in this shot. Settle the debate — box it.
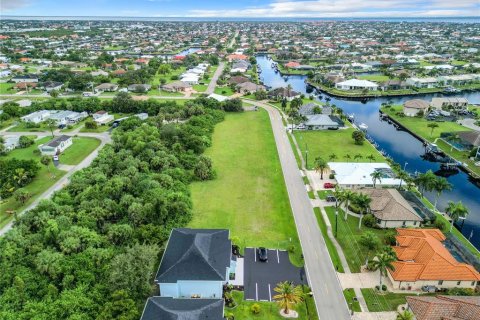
[205,61,225,95]
[247,100,351,320]
[0,132,111,237]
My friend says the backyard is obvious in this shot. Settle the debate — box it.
[293,123,384,170]
[59,137,101,165]
[189,110,304,266]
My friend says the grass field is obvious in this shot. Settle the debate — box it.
[59,137,101,165]
[343,289,362,312]
[361,289,414,312]
[189,110,303,266]
[8,122,52,132]
[193,84,208,92]
[0,136,66,227]
[293,124,384,170]
[314,207,344,272]
[325,206,391,273]
[226,290,317,320]
[357,75,391,82]
[0,83,14,94]
[214,86,235,96]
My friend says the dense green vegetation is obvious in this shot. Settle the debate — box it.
[0,98,227,319]
[189,110,304,266]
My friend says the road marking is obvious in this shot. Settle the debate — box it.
[254,248,256,262]
[268,283,272,301]
[276,250,280,263]
[255,283,258,301]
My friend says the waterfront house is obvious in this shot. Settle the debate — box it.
[438,74,480,86]
[406,77,438,88]
[456,131,480,150]
[236,81,265,94]
[335,79,378,91]
[406,295,480,320]
[356,189,423,228]
[267,87,301,101]
[38,135,73,155]
[302,114,344,130]
[298,102,323,116]
[379,80,408,91]
[431,97,469,111]
[403,99,430,117]
[387,228,480,291]
[328,162,402,188]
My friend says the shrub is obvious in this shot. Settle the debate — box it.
[329,173,335,179]
[384,232,397,246]
[434,218,446,231]
[85,119,98,129]
[287,244,296,254]
[250,303,261,314]
[382,284,387,291]
[447,288,476,296]
[375,285,380,291]
[18,135,34,148]
[363,214,376,228]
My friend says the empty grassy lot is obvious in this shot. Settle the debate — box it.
[361,288,415,312]
[189,110,303,266]
[59,137,101,165]
[293,123,384,170]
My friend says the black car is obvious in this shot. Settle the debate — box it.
[326,195,337,202]
[257,247,268,262]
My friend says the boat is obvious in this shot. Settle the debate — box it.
[359,123,368,131]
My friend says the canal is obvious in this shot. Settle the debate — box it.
[256,54,480,249]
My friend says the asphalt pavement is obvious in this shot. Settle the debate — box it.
[247,100,352,320]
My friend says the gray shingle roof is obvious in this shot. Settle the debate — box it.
[141,297,224,320]
[155,229,231,283]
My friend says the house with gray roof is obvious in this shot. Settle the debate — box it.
[141,297,224,320]
[302,114,344,130]
[298,102,323,116]
[38,135,72,155]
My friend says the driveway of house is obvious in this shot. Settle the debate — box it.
[338,270,380,289]
[243,248,307,301]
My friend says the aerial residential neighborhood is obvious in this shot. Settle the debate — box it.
[0,2,479,320]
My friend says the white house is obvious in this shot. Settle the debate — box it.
[38,135,72,155]
[155,229,236,300]
[403,99,430,117]
[3,136,20,151]
[328,162,402,188]
[21,110,51,124]
[406,77,438,88]
[335,79,378,91]
[431,97,469,111]
[207,93,229,102]
[92,111,114,125]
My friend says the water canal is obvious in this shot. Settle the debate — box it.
[255,54,480,249]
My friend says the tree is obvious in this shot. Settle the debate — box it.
[85,119,98,130]
[354,153,363,162]
[50,90,59,98]
[273,281,303,315]
[281,98,287,111]
[45,119,57,138]
[352,130,365,145]
[329,153,337,162]
[432,177,452,212]
[397,170,410,189]
[370,252,396,289]
[366,154,375,162]
[13,188,31,204]
[97,290,138,320]
[370,170,383,188]
[314,157,329,180]
[18,135,34,148]
[359,232,380,264]
[342,189,355,221]
[445,201,469,232]
[427,122,439,137]
[414,170,437,196]
[396,310,414,320]
[354,193,372,229]
[41,155,53,177]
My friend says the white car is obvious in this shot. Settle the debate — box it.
[53,155,59,161]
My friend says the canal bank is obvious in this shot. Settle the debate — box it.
[256,54,480,250]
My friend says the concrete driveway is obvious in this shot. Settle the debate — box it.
[244,247,307,301]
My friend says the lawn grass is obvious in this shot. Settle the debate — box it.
[343,289,361,312]
[314,207,344,273]
[325,206,392,272]
[193,84,208,92]
[0,82,14,94]
[361,288,412,312]
[7,122,51,132]
[357,75,391,82]
[317,190,332,200]
[214,86,235,96]
[80,124,111,133]
[226,290,316,320]
[0,136,66,227]
[189,110,304,266]
[59,137,101,165]
[147,89,184,97]
[293,124,383,170]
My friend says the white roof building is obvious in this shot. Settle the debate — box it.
[335,79,378,91]
[207,93,229,102]
[329,162,402,188]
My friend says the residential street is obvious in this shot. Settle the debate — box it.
[247,100,352,320]
[0,132,111,237]
[205,61,225,94]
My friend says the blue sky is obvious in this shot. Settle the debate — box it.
[2,0,479,17]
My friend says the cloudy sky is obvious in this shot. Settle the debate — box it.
[1,0,479,17]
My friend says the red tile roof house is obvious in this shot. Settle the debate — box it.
[284,61,301,69]
[386,229,480,291]
[406,295,480,320]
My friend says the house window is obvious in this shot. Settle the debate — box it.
[402,221,407,227]
[457,281,461,285]
[413,221,417,226]
[472,281,475,286]
[438,280,443,285]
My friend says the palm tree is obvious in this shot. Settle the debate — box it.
[445,201,469,232]
[427,122,439,137]
[397,170,410,189]
[273,281,303,315]
[366,154,375,163]
[354,193,372,229]
[13,168,29,186]
[354,153,363,162]
[414,170,436,196]
[344,154,352,161]
[342,189,355,221]
[369,252,396,288]
[329,153,337,162]
[370,170,383,188]
[396,310,414,320]
[314,157,329,180]
[45,119,56,138]
[432,177,452,212]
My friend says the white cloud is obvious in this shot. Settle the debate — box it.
[1,0,32,11]
[187,0,479,17]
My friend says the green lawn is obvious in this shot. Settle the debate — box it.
[79,124,111,133]
[358,75,390,82]
[0,82,14,94]
[344,289,361,312]
[325,206,391,272]
[8,122,51,132]
[193,84,208,92]
[147,89,184,97]
[151,67,187,86]
[226,290,316,320]
[293,124,384,170]
[317,190,332,200]
[59,137,101,165]
[361,289,413,312]
[314,207,344,272]
[214,86,235,96]
[0,136,66,227]
[189,110,303,266]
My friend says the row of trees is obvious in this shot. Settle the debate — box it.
[0,99,228,319]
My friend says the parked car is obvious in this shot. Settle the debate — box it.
[421,285,437,293]
[324,182,336,189]
[53,155,59,161]
[326,195,337,202]
[257,247,268,262]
